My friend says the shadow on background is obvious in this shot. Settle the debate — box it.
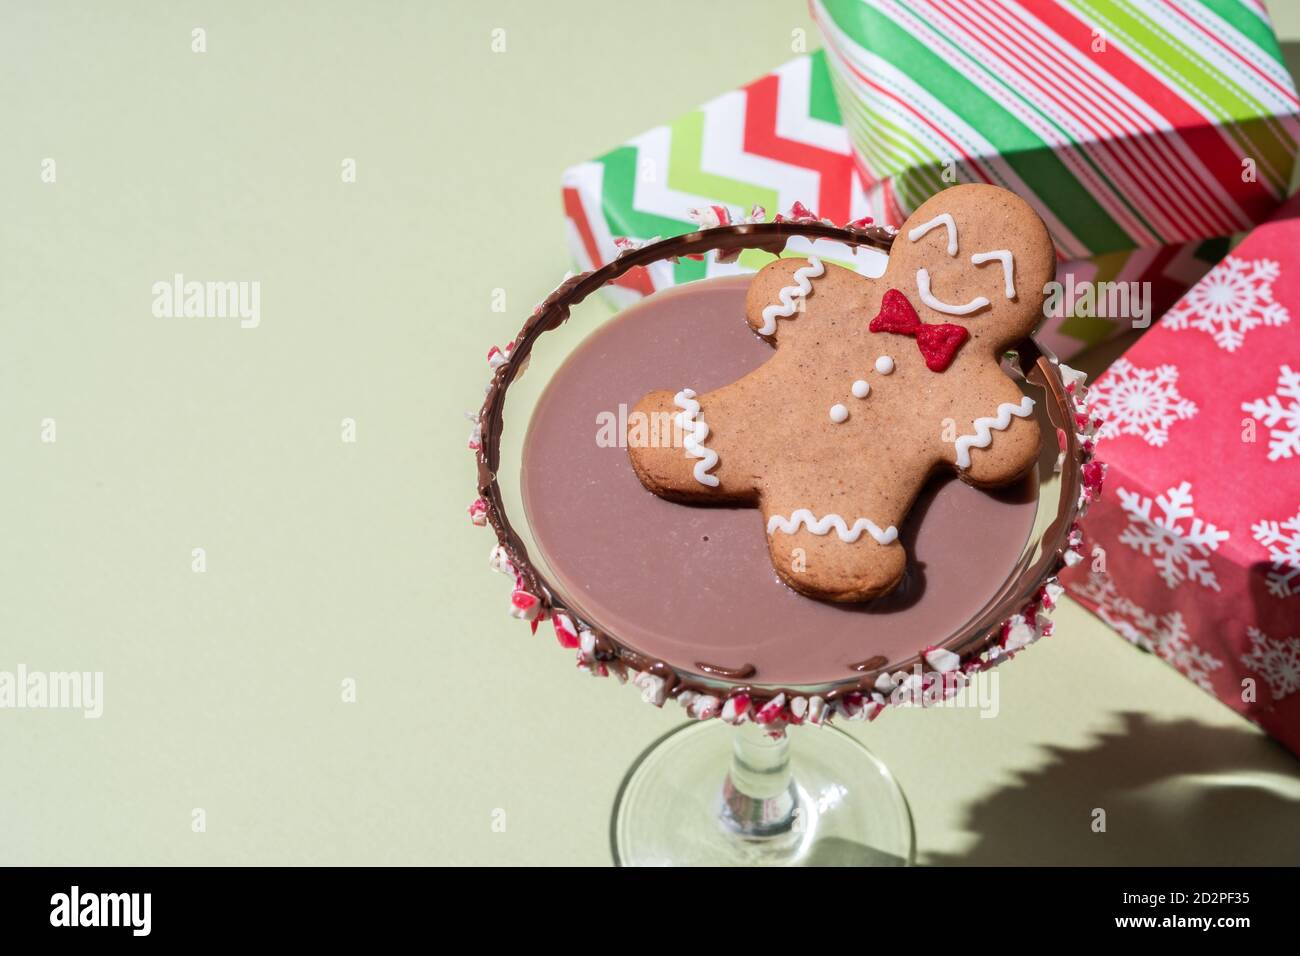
[915,40,1300,868]
[927,712,1300,865]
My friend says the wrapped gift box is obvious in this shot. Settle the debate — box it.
[811,0,1300,345]
[562,51,873,303]
[563,49,1232,359]
[1063,194,1300,756]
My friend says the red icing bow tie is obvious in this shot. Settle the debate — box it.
[869,289,970,372]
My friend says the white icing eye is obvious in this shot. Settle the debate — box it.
[875,356,894,375]
[970,250,1016,299]
[908,213,958,256]
[829,403,849,424]
[851,379,870,398]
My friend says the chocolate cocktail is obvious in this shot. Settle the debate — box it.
[472,207,1101,866]
[524,275,1042,687]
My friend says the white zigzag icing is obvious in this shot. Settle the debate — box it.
[757,257,824,334]
[953,396,1036,468]
[766,509,898,545]
[673,388,720,488]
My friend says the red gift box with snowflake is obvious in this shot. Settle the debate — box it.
[1063,193,1300,756]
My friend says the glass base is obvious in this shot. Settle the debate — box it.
[611,720,915,867]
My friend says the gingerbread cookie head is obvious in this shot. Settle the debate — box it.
[628,184,1054,602]
[886,185,1054,351]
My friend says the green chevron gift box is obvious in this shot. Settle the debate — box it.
[561,52,889,308]
[563,1,1299,359]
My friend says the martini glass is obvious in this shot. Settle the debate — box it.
[475,221,1090,867]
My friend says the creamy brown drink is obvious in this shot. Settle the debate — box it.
[522,275,1039,687]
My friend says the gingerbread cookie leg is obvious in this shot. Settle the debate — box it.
[760,491,909,602]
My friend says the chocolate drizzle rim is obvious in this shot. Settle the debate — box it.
[474,220,1088,717]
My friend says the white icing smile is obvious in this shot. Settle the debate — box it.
[915,268,990,316]
[906,210,1018,312]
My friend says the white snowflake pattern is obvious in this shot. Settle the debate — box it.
[1252,506,1300,598]
[1241,365,1300,461]
[1117,482,1230,590]
[1089,358,1197,447]
[1164,255,1289,352]
[1240,626,1300,700]
[1073,573,1223,691]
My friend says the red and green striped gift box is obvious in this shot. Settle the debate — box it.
[813,0,1299,256]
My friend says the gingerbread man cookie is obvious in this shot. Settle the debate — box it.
[627,184,1054,602]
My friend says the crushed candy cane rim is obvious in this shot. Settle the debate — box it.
[470,208,1105,732]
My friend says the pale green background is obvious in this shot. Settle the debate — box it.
[2,1,1299,866]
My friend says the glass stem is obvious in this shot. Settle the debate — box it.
[718,723,801,839]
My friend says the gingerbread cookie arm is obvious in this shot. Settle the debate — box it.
[744,256,872,344]
[627,384,758,504]
[744,256,825,340]
[943,372,1042,487]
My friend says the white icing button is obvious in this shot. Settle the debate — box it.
[829,403,849,424]
[851,379,870,399]
[875,356,895,375]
